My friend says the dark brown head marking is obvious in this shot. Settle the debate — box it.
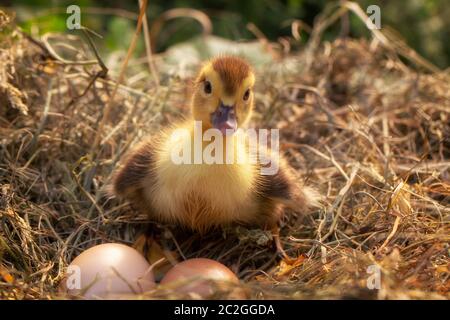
[212,56,251,95]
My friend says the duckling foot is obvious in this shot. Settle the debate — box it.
[271,226,296,264]
[134,232,181,282]
[132,233,152,257]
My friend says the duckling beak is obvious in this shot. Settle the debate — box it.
[211,102,237,135]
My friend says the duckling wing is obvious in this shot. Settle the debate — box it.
[112,140,157,207]
[257,162,321,213]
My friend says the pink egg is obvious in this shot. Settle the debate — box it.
[63,243,155,299]
[160,258,242,298]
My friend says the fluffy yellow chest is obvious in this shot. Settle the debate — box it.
[146,125,258,229]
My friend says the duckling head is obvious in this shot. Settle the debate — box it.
[191,56,255,135]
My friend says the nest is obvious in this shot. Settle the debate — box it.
[0,8,449,299]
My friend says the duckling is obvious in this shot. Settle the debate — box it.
[112,56,320,258]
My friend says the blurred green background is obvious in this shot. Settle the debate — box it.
[2,0,449,68]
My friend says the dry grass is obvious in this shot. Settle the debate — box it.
[0,6,449,300]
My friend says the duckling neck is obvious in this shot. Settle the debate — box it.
[188,120,248,164]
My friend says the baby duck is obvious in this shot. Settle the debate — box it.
[113,56,320,258]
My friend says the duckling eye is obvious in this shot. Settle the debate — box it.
[243,89,250,101]
[203,81,212,95]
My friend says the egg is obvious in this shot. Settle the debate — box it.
[63,243,155,299]
[160,258,244,298]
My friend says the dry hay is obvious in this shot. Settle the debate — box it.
[0,9,449,299]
